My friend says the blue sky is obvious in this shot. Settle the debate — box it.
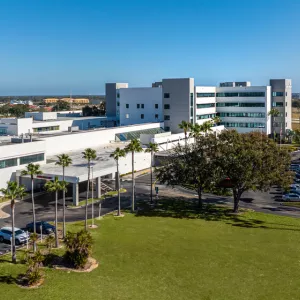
[0,0,299,95]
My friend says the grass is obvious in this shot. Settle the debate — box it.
[282,201,300,208]
[1,198,300,299]
[68,189,127,208]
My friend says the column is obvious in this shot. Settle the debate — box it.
[96,177,101,199]
[72,183,79,206]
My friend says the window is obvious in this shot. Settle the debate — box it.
[117,93,120,98]
[196,103,215,109]
[286,102,288,107]
[164,104,170,109]
[216,92,239,97]
[137,104,140,109]
[33,126,60,133]
[0,128,7,135]
[0,158,17,169]
[273,102,283,107]
[238,92,265,97]
[126,104,129,108]
[216,103,265,107]
[141,114,144,119]
[164,115,170,121]
[196,93,216,98]
[155,104,158,109]
[126,114,129,118]
[155,114,158,119]
[196,113,216,120]
[20,153,44,165]
[219,112,265,118]
[164,93,170,98]
[190,107,194,117]
[190,93,194,106]
[286,112,287,117]
[141,104,144,109]
[221,122,265,128]
[117,102,120,107]
[272,92,284,97]
[165,126,170,132]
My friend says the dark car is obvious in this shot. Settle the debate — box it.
[25,221,55,234]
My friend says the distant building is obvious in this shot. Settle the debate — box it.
[43,98,59,104]
[43,98,89,104]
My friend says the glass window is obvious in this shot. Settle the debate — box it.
[196,103,215,109]
[20,153,44,165]
[117,93,120,98]
[286,102,288,107]
[238,92,265,97]
[126,104,129,108]
[141,114,144,119]
[190,93,194,106]
[164,115,170,121]
[221,122,265,128]
[165,126,170,132]
[196,113,216,120]
[216,103,265,107]
[117,102,120,107]
[141,104,144,109]
[155,114,158,119]
[0,158,18,169]
[126,114,129,119]
[219,112,265,118]
[155,104,158,109]
[164,93,170,98]
[272,92,284,97]
[272,102,283,107]
[137,104,140,109]
[190,107,193,117]
[196,93,216,98]
[33,126,60,133]
[216,93,239,97]
[164,104,170,109]
[0,128,7,135]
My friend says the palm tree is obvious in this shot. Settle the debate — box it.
[189,123,202,142]
[21,163,42,252]
[212,116,221,126]
[145,142,159,203]
[201,120,213,135]
[44,177,66,248]
[110,147,126,216]
[124,139,143,212]
[178,120,192,146]
[82,148,97,230]
[55,154,72,238]
[268,108,280,141]
[0,181,26,263]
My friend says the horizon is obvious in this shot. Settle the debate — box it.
[0,0,299,94]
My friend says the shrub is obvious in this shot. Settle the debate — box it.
[64,230,93,269]
[25,250,44,285]
[45,234,55,254]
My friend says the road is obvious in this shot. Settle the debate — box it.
[1,172,300,254]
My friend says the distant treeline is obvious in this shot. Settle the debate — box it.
[0,95,105,102]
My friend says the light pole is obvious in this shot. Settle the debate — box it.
[91,166,94,227]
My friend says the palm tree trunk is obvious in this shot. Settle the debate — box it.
[150,151,153,203]
[11,201,16,263]
[55,191,59,248]
[132,151,135,212]
[62,167,66,239]
[184,131,187,147]
[85,162,90,230]
[31,178,36,252]
[117,160,121,216]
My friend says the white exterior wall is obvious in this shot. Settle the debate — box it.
[0,118,33,136]
[195,86,217,125]
[216,86,271,134]
[32,120,73,134]
[25,112,58,121]
[118,87,162,126]
[0,141,46,190]
[41,122,164,156]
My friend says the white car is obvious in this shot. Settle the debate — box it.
[0,227,29,245]
[290,184,300,190]
[282,193,300,202]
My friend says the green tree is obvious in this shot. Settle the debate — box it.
[44,177,67,247]
[178,120,192,146]
[156,134,218,208]
[124,139,143,212]
[201,120,213,134]
[145,142,159,203]
[55,154,72,238]
[268,108,280,141]
[212,116,221,125]
[110,147,126,216]
[217,130,292,213]
[21,163,42,252]
[0,182,26,263]
[82,148,97,230]
[52,100,71,111]
[189,123,202,142]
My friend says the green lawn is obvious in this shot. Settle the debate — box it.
[282,201,300,208]
[1,199,300,300]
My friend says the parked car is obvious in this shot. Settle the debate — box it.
[290,184,300,189]
[282,193,300,201]
[0,227,29,245]
[25,221,55,234]
[294,178,300,184]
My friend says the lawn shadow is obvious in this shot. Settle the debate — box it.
[136,196,300,232]
[0,275,18,285]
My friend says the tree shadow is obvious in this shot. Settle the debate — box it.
[136,197,300,232]
[0,275,18,284]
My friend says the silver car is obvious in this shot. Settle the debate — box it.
[0,227,29,245]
